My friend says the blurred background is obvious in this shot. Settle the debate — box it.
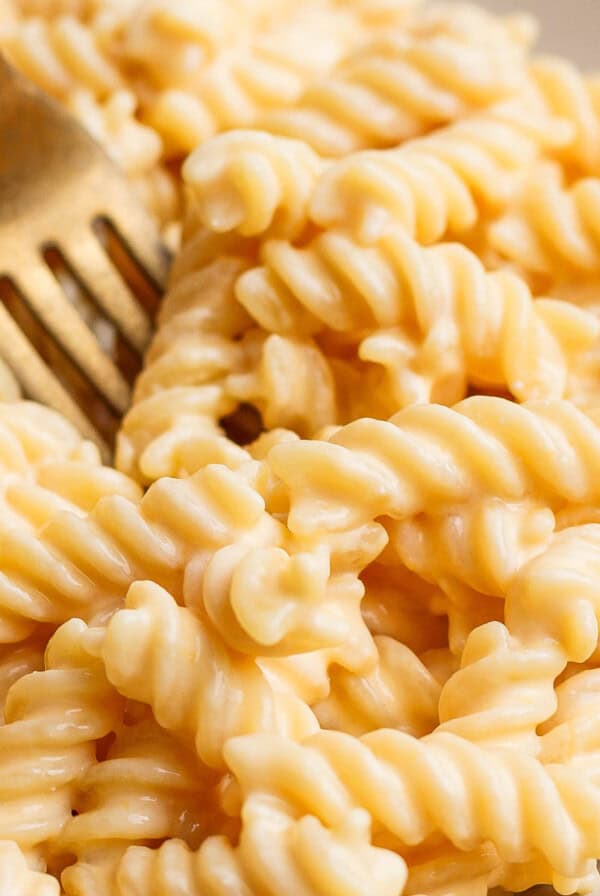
[475,0,598,68]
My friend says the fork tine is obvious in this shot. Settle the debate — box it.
[11,257,131,413]
[106,203,172,290]
[60,231,153,353]
[0,303,110,457]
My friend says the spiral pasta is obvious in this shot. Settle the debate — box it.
[0,841,59,896]
[183,130,325,240]
[489,160,600,288]
[257,5,532,156]
[224,726,600,884]
[112,798,407,896]
[238,229,599,408]
[0,462,283,641]
[60,715,221,896]
[83,580,319,768]
[0,403,141,642]
[308,100,573,244]
[0,635,45,722]
[270,397,600,535]
[527,57,600,176]
[312,634,443,737]
[0,619,123,855]
[2,14,121,98]
[138,3,365,157]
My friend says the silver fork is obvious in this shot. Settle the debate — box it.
[0,55,170,457]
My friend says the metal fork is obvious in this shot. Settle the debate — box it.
[0,55,170,457]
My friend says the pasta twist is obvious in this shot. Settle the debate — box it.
[0,420,141,642]
[437,621,562,751]
[60,715,221,896]
[0,401,100,470]
[224,726,600,883]
[83,580,319,769]
[0,463,283,637]
[183,130,324,240]
[0,635,45,722]
[117,0,249,89]
[116,246,256,483]
[258,5,532,156]
[112,797,407,896]
[528,57,600,175]
[490,160,600,287]
[194,526,381,661]
[309,101,573,244]
[0,619,123,853]
[139,4,364,156]
[312,635,443,738]
[3,14,121,99]
[0,841,59,896]
[269,397,600,536]
[386,498,556,600]
[504,525,600,667]
[237,229,599,409]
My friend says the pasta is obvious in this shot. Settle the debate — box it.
[183,130,324,240]
[236,230,599,406]
[133,3,366,157]
[83,580,319,768]
[60,714,222,895]
[223,728,600,884]
[119,225,600,484]
[112,800,408,896]
[0,403,141,642]
[269,397,600,535]
[258,4,533,156]
[6,2,600,894]
[0,618,123,856]
[0,842,59,896]
[489,160,600,287]
[308,100,573,243]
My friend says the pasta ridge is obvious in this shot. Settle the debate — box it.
[269,397,600,535]
[236,228,599,408]
[83,580,319,768]
[111,798,408,896]
[0,619,123,855]
[223,725,600,883]
[0,841,59,896]
[257,4,532,156]
[60,715,222,896]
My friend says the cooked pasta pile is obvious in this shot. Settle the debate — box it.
[2,0,600,894]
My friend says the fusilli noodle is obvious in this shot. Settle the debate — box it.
[112,799,408,896]
[258,5,532,156]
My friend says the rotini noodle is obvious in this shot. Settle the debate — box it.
[490,160,600,288]
[183,130,324,239]
[0,619,123,855]
[0,841,59,896]
[3,14,121,99]
[82,580,318,768]
[269,397,600,535]
[138,3,364,156]
[60,714,221,895]
[112,798,407,896]
[309,100,573,244]
[224,726,600,883]
[258,5,532,156]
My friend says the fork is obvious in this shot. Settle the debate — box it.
[0,54,170,458]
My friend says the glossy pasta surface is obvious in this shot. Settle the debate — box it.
[2,2,600,895]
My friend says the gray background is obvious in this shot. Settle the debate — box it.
[475,0,599,68]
